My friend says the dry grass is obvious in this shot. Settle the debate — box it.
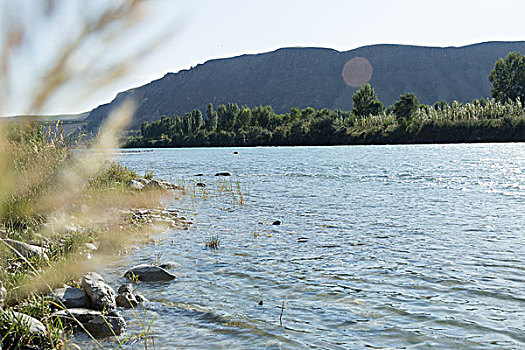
[0,1,179,347]
[0,98,181,348]
[205,235,220,250]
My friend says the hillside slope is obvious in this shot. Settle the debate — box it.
[86,41,525,129]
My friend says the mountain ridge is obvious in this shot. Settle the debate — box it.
[86,41,525,129]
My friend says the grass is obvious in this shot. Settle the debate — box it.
[194,177,246,206]
[205,235,220,250]
[0,2,175,347]
[0,120,183,348]
[125,302,158,349]
[0,271,75,349]
[86,161,139,191]
[0,309,41,349]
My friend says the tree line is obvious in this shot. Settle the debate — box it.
[125,52,525,147]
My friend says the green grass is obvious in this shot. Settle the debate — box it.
[86,161,139,191]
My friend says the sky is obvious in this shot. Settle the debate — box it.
[1,0,524,116]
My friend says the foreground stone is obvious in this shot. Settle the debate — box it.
[146,179,168,190]
[50,286,91,309]
[137,178,151,185]
[2,310,46,337]
[53,308,126,337]
[81,272,117,311]
[1,238,49,260]
[83,243,98,252]
[124,264,176,282]
[0,281,6,306]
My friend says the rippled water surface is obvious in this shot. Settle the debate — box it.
[91,144,524,349]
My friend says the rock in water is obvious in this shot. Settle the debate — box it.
[116,292,139,308]
[84,311,126,337]
[53,308,126,337]
[50,286,91,309]
[272,220,282,225]
[117,284,133,294]
[124,264,176,282]
[81,272,117,311]
[158,262,178,270]
[115,283,139,308]
[2,238,49,260]
[214,172,232,176]
[134,293,148,303]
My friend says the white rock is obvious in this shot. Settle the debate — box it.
[129,180,144,190]
[1,239,49,260]
[3,310,46,337]
[81,272,117,311]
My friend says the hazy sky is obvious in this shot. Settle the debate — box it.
[2,0,525,115]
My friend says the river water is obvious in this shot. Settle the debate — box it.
[86,144,524,349]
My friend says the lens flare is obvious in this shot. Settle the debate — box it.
[342,57,373,87]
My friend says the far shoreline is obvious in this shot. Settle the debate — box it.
[122,139,525,150]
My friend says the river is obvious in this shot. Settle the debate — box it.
[83,143,524,349]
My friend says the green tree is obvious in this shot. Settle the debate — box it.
[289,120,310,144]
[393,92,419,123]
[141,121,148,138]
[252,106,273,128]
[205,103,218,131]
[216,104,227,131]
[172,116,182,135]
[489,51,525,103]
[182,113,193,134]
[235,106,252,130]
[192,109,203,130]
[352,83,384,116]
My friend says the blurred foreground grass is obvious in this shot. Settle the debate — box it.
[0,119,183,348]
[0,1,180,346]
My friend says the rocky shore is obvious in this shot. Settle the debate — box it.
[49,262,175,338]
[0,177,190,347]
